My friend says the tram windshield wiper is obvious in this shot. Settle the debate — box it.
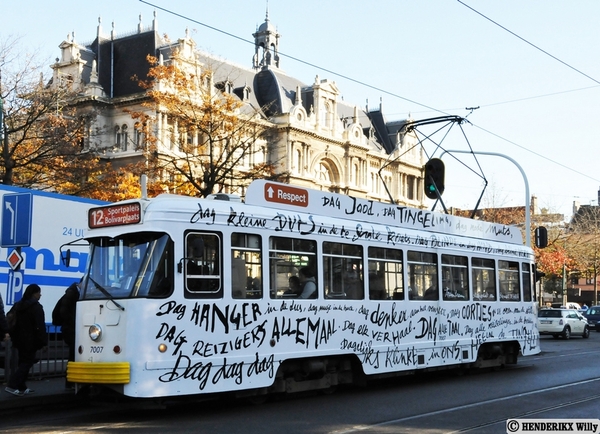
[88,276,125,311]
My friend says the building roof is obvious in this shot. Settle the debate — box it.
[67,13,409,156]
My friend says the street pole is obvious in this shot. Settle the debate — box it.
[440,150,531,247]
[562,263,568,307]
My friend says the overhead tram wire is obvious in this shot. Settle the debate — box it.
[139,0,446,116]
[455,0,600,184]
[470,123,600,185]
[138,0,600,187]
[457,0,600,86]
[401,84,600,116]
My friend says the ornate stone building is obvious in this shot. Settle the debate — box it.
[49,12,426,207]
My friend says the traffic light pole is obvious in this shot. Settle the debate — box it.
[441,150,531,247]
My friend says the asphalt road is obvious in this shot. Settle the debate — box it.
[1,332,598,434]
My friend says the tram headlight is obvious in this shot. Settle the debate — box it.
[89,324,103,342]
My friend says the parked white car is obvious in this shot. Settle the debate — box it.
[550,302,581,310]
[538,308,590,339]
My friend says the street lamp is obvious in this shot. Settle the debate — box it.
[441,150,532,247]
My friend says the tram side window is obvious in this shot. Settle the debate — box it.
[472,258,496,301]
[407,251,438,300]
[522,263,533,302]
[442,255,469,301]
[368,247,403,300]
[184,232,222,298]
[269,237,316,299]
[499,260,520,301]
[231,233,262,299]
[323,242,364,300]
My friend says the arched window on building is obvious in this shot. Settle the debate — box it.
[383,175,392,196]
[194,131,204,156]
[168,126,175,151]
[188,129,194,147]
[295,149,302,174]
[316,162,330,183]
[407,175,415,200]
[165,116,177,151]
[179,127,193,152]
[133,128,144,150]
[114,125,121,149]
[259,146,267,165]
[121,124,128,151]
[322,101,333,130]
[398,174,404,200]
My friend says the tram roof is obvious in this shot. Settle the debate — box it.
[104,180,525,249]
[242,180,525,246]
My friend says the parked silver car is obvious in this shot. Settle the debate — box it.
[538,308,590,339]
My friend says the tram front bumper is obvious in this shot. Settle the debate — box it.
[67,362,131,384]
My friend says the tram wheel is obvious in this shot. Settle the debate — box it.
[321,385,338,395]
[455,365,469,376]
[246,394,269,405]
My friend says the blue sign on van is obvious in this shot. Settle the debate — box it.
[6,269,24,304]
[1,193,33,247]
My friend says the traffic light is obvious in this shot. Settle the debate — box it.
[423,158,445,199]
[535,226,548,249]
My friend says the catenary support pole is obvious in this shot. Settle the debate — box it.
[441,150,531,247]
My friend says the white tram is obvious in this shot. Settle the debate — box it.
[67,180,540,398]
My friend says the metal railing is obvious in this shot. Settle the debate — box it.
[1,325,69,383]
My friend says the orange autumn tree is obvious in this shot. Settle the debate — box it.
[81,167,146,202]
[565,206,600,305]
[128,53,287,198]
[453,188,572,297]
[535,243,574,292]
[0,36,105,194]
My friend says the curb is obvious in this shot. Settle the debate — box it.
[0,387,81,416]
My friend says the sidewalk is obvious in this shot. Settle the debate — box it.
[0,376,80,415]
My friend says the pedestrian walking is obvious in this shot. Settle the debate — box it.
[0,292,9,342]
[5,284,47,397]
[53,280,80,389]
[0,295,10,354]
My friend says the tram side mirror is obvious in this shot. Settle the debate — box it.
[535,226,548,249]
[535,269,545,282]
[533,264,545,282]
[61,249,71,268]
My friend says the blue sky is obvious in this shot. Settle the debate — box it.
[2,0,600,220]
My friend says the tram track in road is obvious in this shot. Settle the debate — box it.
[449,393,600,434]
[330,377,600,434]
[3,339,598,433]
[3,373,599,434]
[532,349,600,361]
